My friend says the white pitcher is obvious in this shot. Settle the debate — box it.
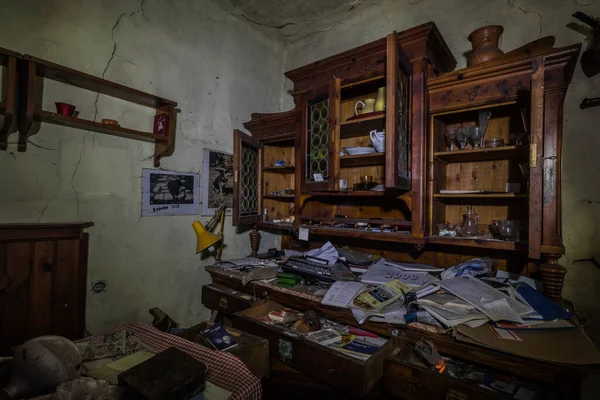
[354,99,375,115]
[370,129,385,152]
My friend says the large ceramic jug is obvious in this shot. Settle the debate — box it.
[374,87,386,111]
[369,130,385,152]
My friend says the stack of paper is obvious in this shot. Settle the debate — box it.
[417,292,488,328]
[437,275,533,323]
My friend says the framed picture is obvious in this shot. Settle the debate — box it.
[202,149,233,216]
[142,169,200,216]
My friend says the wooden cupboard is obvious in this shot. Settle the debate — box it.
[231,22,581,299]
[0,223,92,354]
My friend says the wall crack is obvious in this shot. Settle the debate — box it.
[227,13,296,30]
[508,0,543,37]
[39,201,48,222]
[72,0,147,219]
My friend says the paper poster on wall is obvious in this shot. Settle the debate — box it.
[141,169,200,216]
[201,149,233,216]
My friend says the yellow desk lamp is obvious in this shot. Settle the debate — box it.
[192,204,226,260]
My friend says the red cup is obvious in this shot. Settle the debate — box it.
[55,102,76,116]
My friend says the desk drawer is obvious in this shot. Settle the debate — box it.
[232,300,394,396]
[384,341,542,400]
[176,321,270,380]
[201,283,259,315]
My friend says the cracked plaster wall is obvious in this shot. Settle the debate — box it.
[282,0,600,308]
[0,0,285,331]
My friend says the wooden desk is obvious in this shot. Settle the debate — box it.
[206,266,590,398]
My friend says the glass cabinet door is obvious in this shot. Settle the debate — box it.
[302,78,340,191]
[385,31,413,190]
[232,129,262,226]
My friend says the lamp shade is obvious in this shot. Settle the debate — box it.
[192,220,222,253]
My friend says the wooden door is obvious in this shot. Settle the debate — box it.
[300,78,340,191]
[385,31,413,190]
[233,129,262,226]
[528,57,544,259]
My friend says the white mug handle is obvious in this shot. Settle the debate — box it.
[354,101,365,116]
[370,130,378,142]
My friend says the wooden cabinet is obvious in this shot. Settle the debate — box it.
[232,110,298,230]
[427,44,581,297]
[230,23,580,298]
[282,23,455,243]
[0,223,92,354]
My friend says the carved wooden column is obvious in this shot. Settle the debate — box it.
[538,254,567,300]
[249,226,261,257]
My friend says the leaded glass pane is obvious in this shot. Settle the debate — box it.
[241,145,258,216]
[397,68,410,180]
[307,98,329,182]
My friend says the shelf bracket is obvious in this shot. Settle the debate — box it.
[153,104,175,167]
[17,60,35,152]
[0,57,17,151]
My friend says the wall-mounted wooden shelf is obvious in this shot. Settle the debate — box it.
[263,195,295,200]
[434,145,528,163]
[0,47,19,151]
[263,166,295,173]
[19,55,177,166]
[34,111,167,143]
[340,152,385,167]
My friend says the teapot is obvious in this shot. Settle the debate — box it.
[369,129,385,152]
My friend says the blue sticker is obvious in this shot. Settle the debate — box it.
[278,339,293,360]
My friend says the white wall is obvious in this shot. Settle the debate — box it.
[0,0,284,331]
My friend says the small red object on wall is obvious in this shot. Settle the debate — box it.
[154,113,169,136]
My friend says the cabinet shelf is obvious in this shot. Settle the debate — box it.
[340,114,385,138]
[308,190,385,197]
[34,111,166,143]
[429,235,528,251]
[300,216,411,229]
[305,226,423,244]
[263,195,295,200]
[434,145,528,163]
[434,193,527,199]
[256,222,295,231]
[263,166,295,173]
[340,152,385,167]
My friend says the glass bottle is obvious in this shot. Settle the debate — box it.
[459,206,479,237]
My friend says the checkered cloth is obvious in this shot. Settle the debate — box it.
[104,323,262,400]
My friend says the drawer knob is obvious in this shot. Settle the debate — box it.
[328,368,335,374]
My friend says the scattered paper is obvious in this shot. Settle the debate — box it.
[490,326,522,341]
[438,275,533,322]
[361,260,429,287]
[298,227,309,241]
[322,281,366,308]
[385,261,444,273]
[481,298,524,323]
[304,241,338,264]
